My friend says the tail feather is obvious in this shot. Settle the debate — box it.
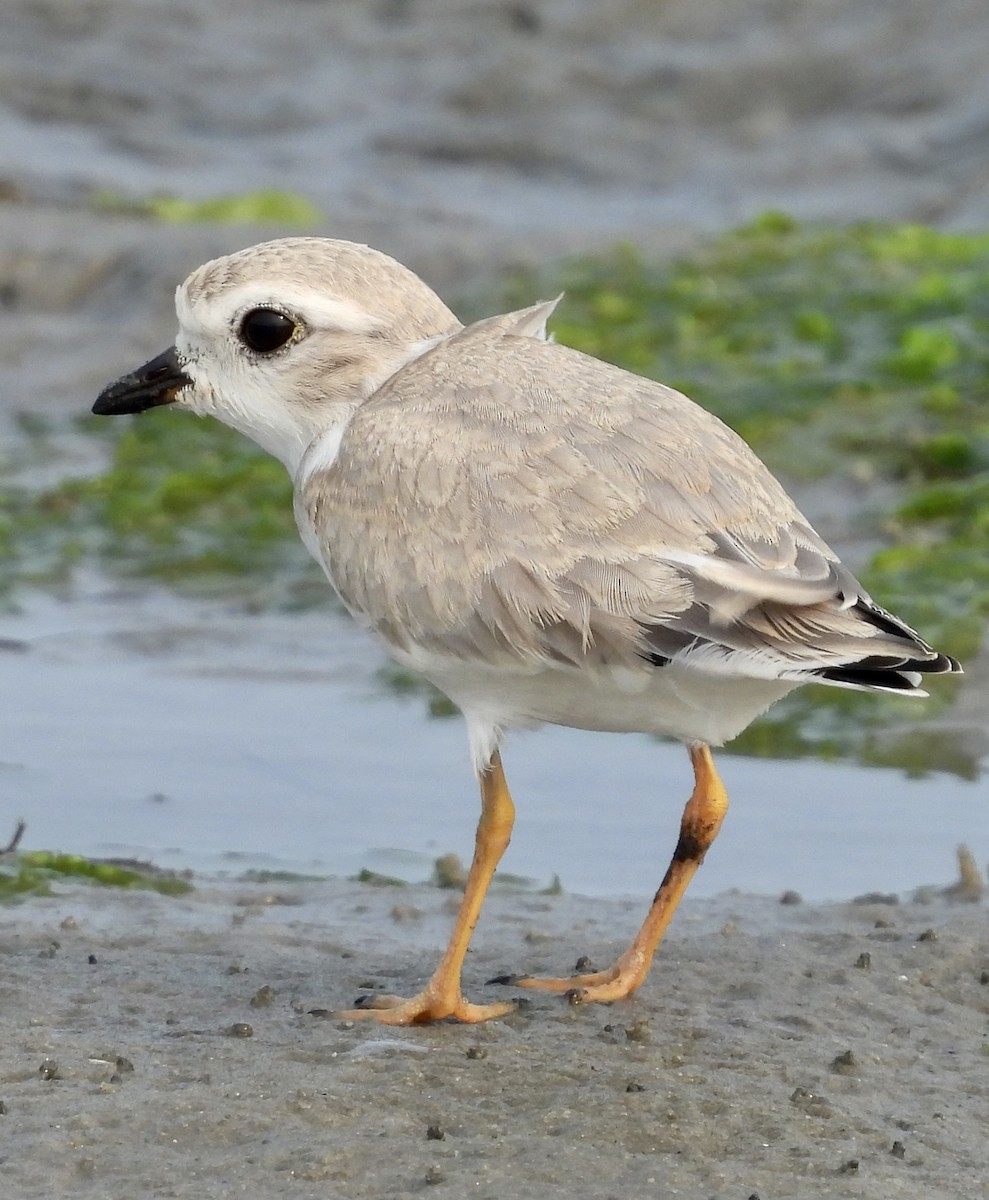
[814,601,961,694]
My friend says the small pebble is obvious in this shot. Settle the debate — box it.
[941,844,985,902]
[573,955,596,973]
[855,952,871,970]
[0,1099,7,1115]
[424,1166,445,1186]
[789,1086,833,1117]
[38,1060,59,1080]
[465,1046,488,1060]
[980,971,989,985]
[88,954,98,965]
[917,928,938,943]
[390,905,423,922]
[224,1022,254,1038]
[507,3,541,34]
[779,889,802,905]
[250,985,275,1008]
[838,1159,859,1175]
[426,1124,445,1140]
[626,1081,646,1093]
[831,1049,858,1075]
[891,1140,906,1159]
[433,853,467,889]
[60,917,79,931]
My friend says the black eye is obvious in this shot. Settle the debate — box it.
[239,308,297,353]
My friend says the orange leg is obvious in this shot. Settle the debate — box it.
[339,749,517,1024]
[493,742,728,1004]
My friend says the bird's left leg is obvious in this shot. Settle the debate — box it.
[492,742,728,1004]
[337,749,517,1024]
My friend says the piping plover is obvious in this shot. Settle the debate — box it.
[94,237,960,1024]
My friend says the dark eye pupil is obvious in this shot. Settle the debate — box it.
[240,308,296,353]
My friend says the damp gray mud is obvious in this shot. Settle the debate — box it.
[1,877,987,1199]
[2,3,989,1198]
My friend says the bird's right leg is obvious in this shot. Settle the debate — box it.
[493,743,728,1004]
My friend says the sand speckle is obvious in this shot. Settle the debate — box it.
[4,878,985,1198]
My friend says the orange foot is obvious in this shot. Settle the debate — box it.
[489,743,731,1009]
[489,951,648,1006]
[334,987,517,1026]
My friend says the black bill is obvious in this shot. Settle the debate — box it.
[93,346,191,416]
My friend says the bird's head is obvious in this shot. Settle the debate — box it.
[93,237,462,474]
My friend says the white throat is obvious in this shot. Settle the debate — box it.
[174,344,320,475]
[179,332,452,479]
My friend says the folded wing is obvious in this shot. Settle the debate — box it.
[301,315,960,694]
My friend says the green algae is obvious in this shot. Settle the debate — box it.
[92,188,322,226]
[1,415,324,608]
[0,852,193,902]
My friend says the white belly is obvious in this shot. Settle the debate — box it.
[395,647,797,770]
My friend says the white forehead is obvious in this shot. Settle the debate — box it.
[174,279,381,341]
[170,238,462,350]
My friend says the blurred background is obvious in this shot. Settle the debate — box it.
[1,0,986,899]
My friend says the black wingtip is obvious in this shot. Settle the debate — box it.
[819,648,963,693]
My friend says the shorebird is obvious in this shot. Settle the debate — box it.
[94,237,960,1024]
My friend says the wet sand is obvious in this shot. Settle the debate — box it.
[2,876,987,1199]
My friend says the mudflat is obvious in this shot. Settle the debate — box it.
[1,874,986,1199]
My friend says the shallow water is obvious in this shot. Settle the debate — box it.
[2,586,982,901]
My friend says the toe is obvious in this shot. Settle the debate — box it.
[332,991,516,1025]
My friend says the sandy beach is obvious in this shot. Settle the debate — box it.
[2,873,987,1199]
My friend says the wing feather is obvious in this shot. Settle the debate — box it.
[300,312,953,685]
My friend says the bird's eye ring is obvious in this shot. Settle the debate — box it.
[239,308,298,354]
